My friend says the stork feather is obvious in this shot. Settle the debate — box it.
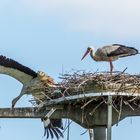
[0,55,63,139]
[107,44,139,57]
[0,55,37,84]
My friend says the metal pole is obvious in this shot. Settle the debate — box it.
[89,129,94,140]
[94,127,106,140]
[107,96,112,140]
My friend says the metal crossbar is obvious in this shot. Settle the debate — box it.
[45,92,140,106]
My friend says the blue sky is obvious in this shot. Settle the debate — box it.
[0,0,140,140]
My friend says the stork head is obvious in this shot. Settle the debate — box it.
[12,85,29,108]
[81,46,93,60]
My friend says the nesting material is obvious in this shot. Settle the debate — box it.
[31,71,140,125]
[31,71,140,105]
[60,71,140,94]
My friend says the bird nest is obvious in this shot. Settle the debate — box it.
[30,70,140,115]
[32,70,140,109]
[59,71,140,95]
[29,70,140,129]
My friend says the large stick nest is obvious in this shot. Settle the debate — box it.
[30,71,140,128]
[54,71,140,122]
[31,71,140,111]
[55,71,140,98]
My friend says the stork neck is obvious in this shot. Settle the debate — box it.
[90,50,97,61]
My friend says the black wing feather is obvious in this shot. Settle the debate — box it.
[43,119,63,139]
[44,127,64,139]
[44,128,49,139]
[0,55,37,78]
[49,128,54,139]
[107,44,139,57]
[54,128,64,138]
[51,128,59,139]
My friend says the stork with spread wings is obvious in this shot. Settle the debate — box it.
[0,55,63,139]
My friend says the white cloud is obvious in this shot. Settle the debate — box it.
[22,0,140,38]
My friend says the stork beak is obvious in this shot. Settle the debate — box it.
[81,49,90,60]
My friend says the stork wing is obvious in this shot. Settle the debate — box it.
[106,44,139,57]
[0,55,37,84]
[44,119,63,139]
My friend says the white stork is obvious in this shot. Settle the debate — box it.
[0,55,63,139]
[81,44,139,73]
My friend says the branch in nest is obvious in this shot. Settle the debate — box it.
[117,97,123,125]
[89,100,105,116]
[81,97,99,109]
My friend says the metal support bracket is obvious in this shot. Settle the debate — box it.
[107,96,112,140]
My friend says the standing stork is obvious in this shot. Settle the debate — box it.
[0,55,63,139]
[81,44,139,73]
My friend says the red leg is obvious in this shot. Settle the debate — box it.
[109,60,113,74]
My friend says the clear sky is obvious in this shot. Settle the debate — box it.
[0,0,140,140]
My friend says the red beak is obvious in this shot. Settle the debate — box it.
[81,49,90,60]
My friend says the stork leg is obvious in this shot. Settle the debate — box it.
[109,60,113,74]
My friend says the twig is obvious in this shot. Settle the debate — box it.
[112,103,119,113]
[81,98,96,109]
[80,129,88,135]
[117,97,123,125]
[124,100,135,111]
[77,79,89,89]
[40,92,52,100]
[128,96,138,102]
[89,100,104,116]
[114,67,128,78]
[62,120,73,135]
